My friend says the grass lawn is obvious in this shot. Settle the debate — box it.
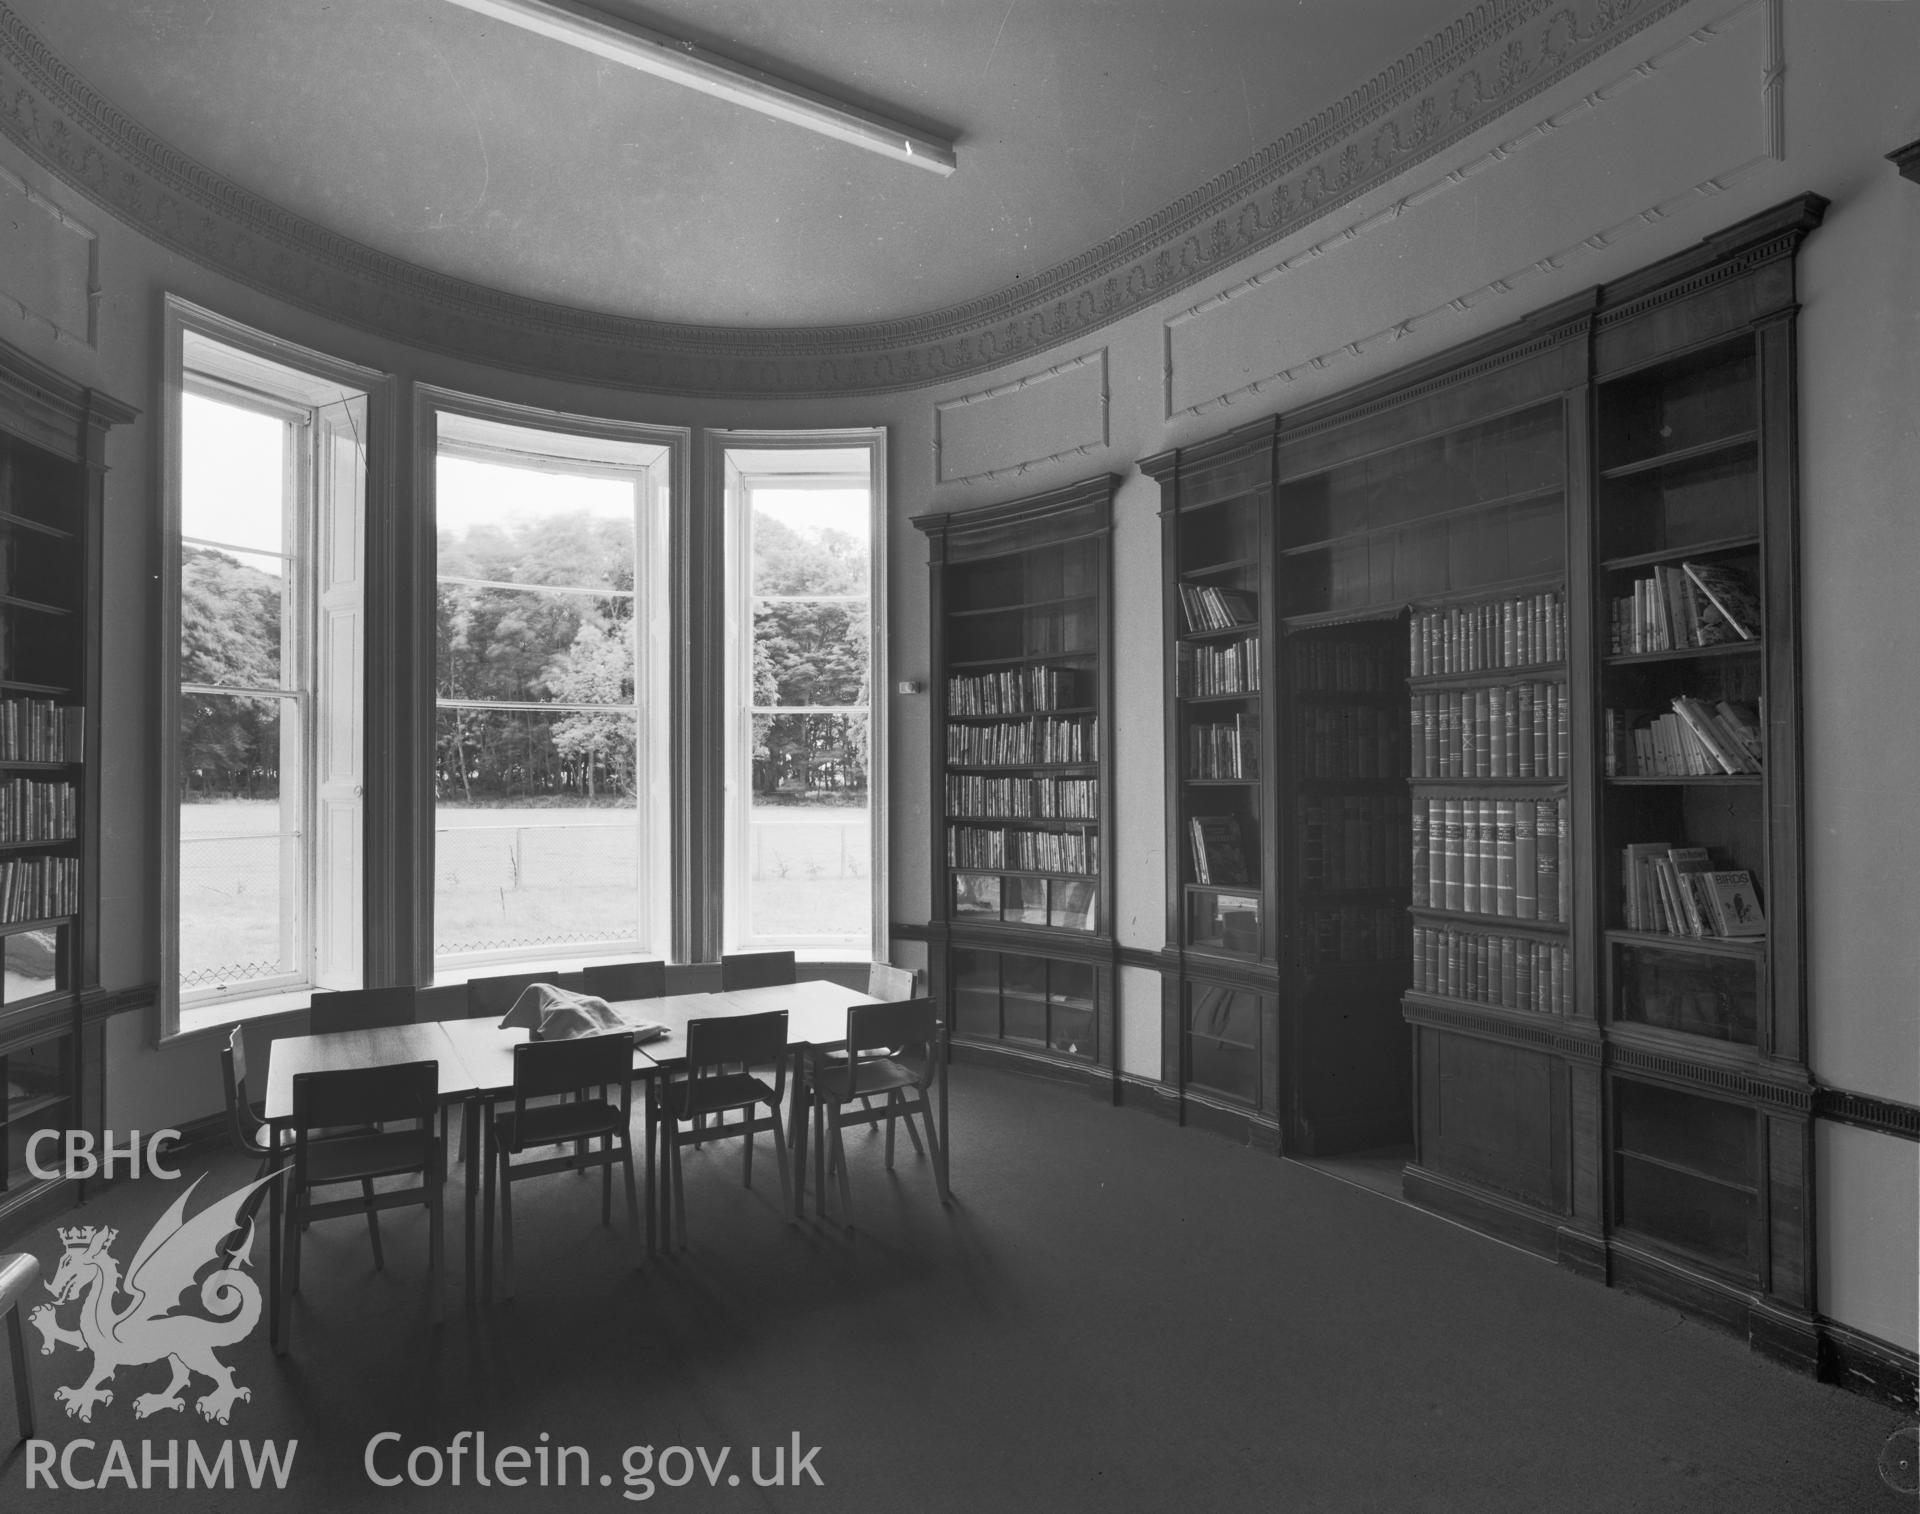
[179,799,870,985]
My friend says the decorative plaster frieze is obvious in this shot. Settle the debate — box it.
[1166,0,1778,420]
[0,0,1693,396]
[934,349,1109,486]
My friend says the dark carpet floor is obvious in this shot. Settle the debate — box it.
[0,1063,1907,1512]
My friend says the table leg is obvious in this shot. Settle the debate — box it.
[643,1075,658,1260]
[268,1123,283,1354]
[791,1062,809,1219]
[463,1097,480,1307]
[937,1019,951,1203]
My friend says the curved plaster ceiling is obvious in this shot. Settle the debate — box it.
[0,0,1690,393]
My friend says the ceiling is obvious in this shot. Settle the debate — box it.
[9,0,1471,329]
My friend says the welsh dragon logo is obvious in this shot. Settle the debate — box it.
[30,1173,277,1425]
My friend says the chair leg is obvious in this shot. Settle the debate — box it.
[830,1115,853,1232]
[766,1102,794,1223]
[884,1092,898,1168]
[742,1113,755,1188]
[858,1093,882,1133]
[791,1081,809,1212]
[669,1127,687,1250]
[428,1156,445,1327]
[621,1140,642,1268]
[813,1095,829,1220]
[7,1302,35,1442]
[362,1179,385,1270]
[498,1143,515,1302]
[601,1136,614,1224]
[898,1090,926,1158]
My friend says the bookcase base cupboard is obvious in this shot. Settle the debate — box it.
[1146,196,1832,1377]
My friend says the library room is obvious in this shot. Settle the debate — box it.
[0,1,1912,1509]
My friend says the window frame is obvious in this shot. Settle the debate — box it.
[417,387,687,981]
[712,430,888,961]
[158,296,391,1041]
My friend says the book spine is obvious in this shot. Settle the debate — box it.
[1535,798,1559,924]
[1443,799,1463,912]
[1495,801,1516,918]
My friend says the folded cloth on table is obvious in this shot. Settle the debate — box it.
[499,983,667,1044]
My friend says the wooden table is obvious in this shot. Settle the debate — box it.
[259,981,951,1326]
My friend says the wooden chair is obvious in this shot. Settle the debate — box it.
[222,1026,381,1264]
[720,951,795,991]
[1,1252,39,1447]
[802,998,945,1231]
[582,960,666,1002]
[484,1033,641,1300]
[309,985,416,1033]
[658,1010,793,1247]
[866,962,919,1001]
[282,1061,444,1345]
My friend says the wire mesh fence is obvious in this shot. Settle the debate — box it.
[179,831,289,989]
[434,819,641,958]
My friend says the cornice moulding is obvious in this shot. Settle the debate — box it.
[0,0,1690,398]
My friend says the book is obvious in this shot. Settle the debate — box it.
[1682,560,1761,641]
[1666,846,1714,937]
[1190,814,1252,887]
[1703,870,1767,937]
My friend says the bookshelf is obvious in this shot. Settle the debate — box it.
[914,476,1116,1084]
[1144,422,1282,1139]
[1589,199,1823,1343]
[0,338,129,1232]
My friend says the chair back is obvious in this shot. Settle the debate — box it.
[466,972,574,1021]
[684,1009,789,1101]
[291,1060,439,1133]
[309,986,416,1033]
[720,951,795,991]
[582,960,666,1002]
[511,1033,635,1103]
[865,962,918,1001]
[220,1026,266,1158]
[848,998,939,1062]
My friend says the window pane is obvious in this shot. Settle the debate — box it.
[433,707,641,959]
[748,712,869,942]
[181,545,284,688]
[437,582,633,704]
[752,491,869,596]
[178,692,298,992]
[438,457,636,591]
[182,394,286,552]
[752,600,869,706]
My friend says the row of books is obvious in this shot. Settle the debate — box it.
[0,699,82,763]
[0,778,76,843]
[945,717,1097,767]
[953,871,1098,931]
[1604,698,1761,777]
[1294,704,1402,779]
[945,664,1085,716]
[1411,927,1570,1015]
[1300,906,1409,965]
[1297,794,1412,892]
[1609,560,1758,654]
[1189,715,1258,780]
[1409,682,1570,779]
[1177,582,1256,634]
[1408,591,1565,676]
[0,855,78,923]
[1292,639,1400,694]
[1177,636,1261,697]
[1621,843,1766,938]
[944,774,1097,819]
[946,824,1099,876]
[1411,797,1569,922]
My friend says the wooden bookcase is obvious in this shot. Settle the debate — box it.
[1587,197,1824,1366]
[0,339,130,1233]
[914,476,1117,1087]
[1144,196,1826,1366]
[1144,423,1282,1141]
